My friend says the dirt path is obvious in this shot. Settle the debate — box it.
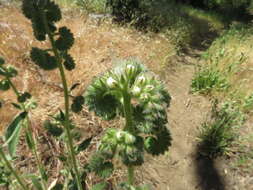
[139,56,215,190]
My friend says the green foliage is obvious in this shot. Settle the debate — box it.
[43,120,63,137]
[91,182,108,190]
[0,79,10,91]
[17,92,31,103]
[88,152,114,178]
[74,0,107,13]
[5,112,27,157]
[0,1,90,190]
[55,27,74,51]
[205,0,251,15]
[106,0,141,22]
[243,93,253,112]
[85,59,171,184]
[0,57,5,65]
[30,47,58,70]
[0,160,11,188]
[75,136,92,154]
[191,66,229,94]
[63,54,76,71]
[198,100,244,157]
[71,96,85,113]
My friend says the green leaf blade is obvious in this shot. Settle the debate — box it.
[5,112,27,157]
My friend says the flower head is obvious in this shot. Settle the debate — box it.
[131,86,141,96]
[136,75,146,85]
[106,77,117,88]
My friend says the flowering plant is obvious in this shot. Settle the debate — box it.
[85,59,172,189]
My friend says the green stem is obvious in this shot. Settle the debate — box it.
[0,148,28,190]
[41,13,82,190]
[26,117,47,190]
[3,66,47,189]
[122,92,135,185]
[3,67,47,189]
[123,93,133,133]
[127,166,134,185]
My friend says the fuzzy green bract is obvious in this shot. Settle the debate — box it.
[84,59,172,183]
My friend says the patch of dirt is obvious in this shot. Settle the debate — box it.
[138,57,213,190]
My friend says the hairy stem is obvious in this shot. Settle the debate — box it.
[123,93,133,133]
[26,117,47,190]
[41,13,82,190]
[127,165,134,185]
[3,68,47,189]
[123,92,135,185]
[0,148,28,190]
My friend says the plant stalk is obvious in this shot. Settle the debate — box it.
[42,13,82,190]
[123,92,135,185]
[127,165,134,185]
[0,148,28,190]
[25,117,48,190]
[123,93,133,133]
[3,68,47,189]
[4,68,48,189]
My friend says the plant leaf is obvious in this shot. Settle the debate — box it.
[98,162,114,178]
[91,182,108,190]
[5,112,27,157]
[25,130,34,150]
[30,176,43,190]
[75,136,92,154]
[44,120,63,137]
[11,103,22,110]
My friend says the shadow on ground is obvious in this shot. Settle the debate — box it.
[194,147,226,190]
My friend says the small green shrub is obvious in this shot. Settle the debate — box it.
[191,66,229,94]
[106,0,144,22]
[198,100,244,158]
[75,0,107,13]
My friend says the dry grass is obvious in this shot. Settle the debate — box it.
[0,3,176,187]
[204,26,253,106]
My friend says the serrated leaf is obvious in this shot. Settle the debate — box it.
[44,120,63,137]
[30,47,58,70]
[5,112,27,157]
[71,96,85,113]
[98,162,114,178]
[91,182,108,190]
[55,27,74,51]
[75,137,92,154]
